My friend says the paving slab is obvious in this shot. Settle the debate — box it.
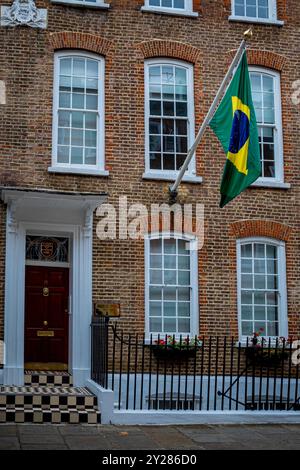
[0,437,20,450]
[1,423,300,450]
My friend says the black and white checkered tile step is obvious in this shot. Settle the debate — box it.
[0,372,101,424]
[0,408,100,424]
[0,386,97,410]
[24,371,73,387]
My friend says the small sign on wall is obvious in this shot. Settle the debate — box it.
[94,303,120,318]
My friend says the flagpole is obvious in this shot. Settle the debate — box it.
[169,28,253,200]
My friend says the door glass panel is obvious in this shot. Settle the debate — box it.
[26,236,69,263]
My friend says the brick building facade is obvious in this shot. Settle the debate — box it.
[0,0,299,388]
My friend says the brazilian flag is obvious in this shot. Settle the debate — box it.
[210,52,261,208]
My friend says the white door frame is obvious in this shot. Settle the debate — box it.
[2,189,106,386]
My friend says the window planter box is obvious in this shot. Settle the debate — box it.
[244,346,289,367]
[150,345,198,360]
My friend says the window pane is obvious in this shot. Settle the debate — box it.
[178,302,190,317]
[87,60,98,77]
[164,239,176,254]
[254,243,265,258]
[57,56,100,167]
[241,305,252,320]
[254,306,265,320]
[71,129,83,146]
[58,128,70,145]
[178,270,190,285]
[164,302,176,317]
[178,287,190,301]
[149,238,192,334]
[164,270,177,285]
[147,63,190,174]
[164,318,176,333]
[242,274,253,289]
[72,111,84,129]
[150,318,162,333]
[267,306,278,321]
[266,244,277,259]
[85,112,97,129]
[241,258,252,273]
[150,118,161,134]
[164,255,176,269]
[60,58,71,75]
[178,255,190,269]
[71,147,83,164]
[150,270,162,284]
[73,59,85,76]
[178,318,190,333]
[85,148,96,165]
[241,243,252,257]
[150,255,162,268]
[150,101,161,116]
[57,146,69,163]
[242,322,253,336]
[58,110,70,127]
[241,291,252,304]
[150,302,162,316]
[254,259,265,273]
[150,239,162,254]
[163,286,176,301]
[254,275,265,290]
[239,241,282,337]
[150,286,162,300]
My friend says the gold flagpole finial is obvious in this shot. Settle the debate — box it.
[244,27,253,40]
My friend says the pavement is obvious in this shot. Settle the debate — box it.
[0,423,300,450]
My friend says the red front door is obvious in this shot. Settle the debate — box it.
[24,266,69,367]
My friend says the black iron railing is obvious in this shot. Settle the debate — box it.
[91,322,300,412]
[91,316,109,388]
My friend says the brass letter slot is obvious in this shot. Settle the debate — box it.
[37,331,54,337]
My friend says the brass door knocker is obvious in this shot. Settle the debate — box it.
[43,287,49,297]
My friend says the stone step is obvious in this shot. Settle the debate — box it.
[0,407,100,424]
[24,370,73,387]
[0,386,97,410]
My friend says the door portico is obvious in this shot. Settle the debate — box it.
[1,187,107,387]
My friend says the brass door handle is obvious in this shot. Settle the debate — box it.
[43,321,48,326]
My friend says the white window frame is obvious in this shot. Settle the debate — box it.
[141,0,198,17]
[237,237,288,342]
[143,58,197,181]
[145,232,199,340]
[51,0,110,9]
[229,0,283,25]
[50,50,107,176]
[249,67,284,186]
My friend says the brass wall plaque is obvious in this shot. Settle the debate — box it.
[94,303,120,317]
[37,330,54,337]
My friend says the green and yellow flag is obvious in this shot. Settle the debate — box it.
[210,52,261,208]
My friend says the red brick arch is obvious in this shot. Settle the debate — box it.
[229,220,292,241]
[48,32,112,56]
[227,49,287,71]
[246,49,287,71]
[137,40,201,64]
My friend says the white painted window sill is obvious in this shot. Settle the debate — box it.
[228,15,284,26]
[48,166,110,177]
[51,0,110,9]
[143,172,203,184]
[141,6,198,18]
[251,180,291,189]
